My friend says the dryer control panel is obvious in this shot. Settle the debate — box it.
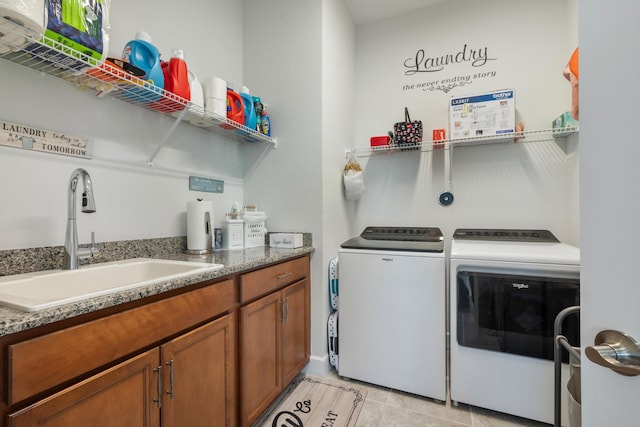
[453,228,558,242]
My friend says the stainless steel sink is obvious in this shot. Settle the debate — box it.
[0,258,224,312]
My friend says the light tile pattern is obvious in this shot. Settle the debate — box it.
[324,372,550,427]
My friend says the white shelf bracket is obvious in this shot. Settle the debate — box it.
[147,107,189,167]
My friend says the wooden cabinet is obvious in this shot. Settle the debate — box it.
[6,280,235,405]
[240,290,282,425]
[7,349,161,427]
[239,257,311,427]
[3,279,236,427]
[280,280,310,386]
[160,313,236,427]
[7,314,236,427]
[0,254,312,427]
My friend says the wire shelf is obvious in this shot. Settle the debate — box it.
[346,127,579,159]
[0,16,276,147]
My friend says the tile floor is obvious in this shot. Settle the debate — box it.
[324,371,550,427]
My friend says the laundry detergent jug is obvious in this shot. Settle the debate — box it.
[240,86,257,131]
[151,48,190,112]
[121,31,164,103]
[226,88,244,125]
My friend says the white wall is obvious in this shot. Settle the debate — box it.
[0,0,246,250]
[319,0,357,373]
[351,0,579,247]
[108,0,244,86]
[241,0,325,368]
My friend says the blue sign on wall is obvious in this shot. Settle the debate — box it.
[189,176,224,193]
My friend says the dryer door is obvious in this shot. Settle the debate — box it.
[456,271,580,361]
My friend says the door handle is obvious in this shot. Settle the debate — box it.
[585,330,640,377]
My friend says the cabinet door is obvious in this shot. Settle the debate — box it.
[239,291,282,427]
[281,278,311,386]
[7,349,161,427]
[161,313,236,427]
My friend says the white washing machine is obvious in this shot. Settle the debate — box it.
[449,229,580,425]
[338,226,446,400]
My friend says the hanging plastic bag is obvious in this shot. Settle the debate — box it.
[343,157,365,200]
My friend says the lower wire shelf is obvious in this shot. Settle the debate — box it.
[346,127,578,160]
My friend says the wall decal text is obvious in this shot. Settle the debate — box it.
[404,44,497,75]
[0,119,93,159]
[402,70,498,94]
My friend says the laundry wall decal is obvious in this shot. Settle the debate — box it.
[401,43,499,94]
[404,44,497,75]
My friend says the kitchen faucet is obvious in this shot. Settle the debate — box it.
[63,168,96,270]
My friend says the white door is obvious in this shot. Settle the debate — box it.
[580,2,640,426]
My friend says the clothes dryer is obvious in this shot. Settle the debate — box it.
[449,229,580,425]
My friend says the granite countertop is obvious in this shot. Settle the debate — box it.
[0,245,314,337]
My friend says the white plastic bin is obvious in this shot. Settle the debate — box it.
[242,209,267,248]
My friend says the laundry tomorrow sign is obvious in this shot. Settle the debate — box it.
[0,120,93,159]
[402,43,498,94]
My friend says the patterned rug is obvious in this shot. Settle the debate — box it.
[253,375,367,427]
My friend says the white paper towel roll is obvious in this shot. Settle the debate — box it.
[0,0,45,54]
[187,200,214,252]
[202,76,228,117]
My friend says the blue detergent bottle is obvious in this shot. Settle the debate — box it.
[239,86,257,131]
[261,104,271,137]
[253,96,263,133]
[121,31,164,102]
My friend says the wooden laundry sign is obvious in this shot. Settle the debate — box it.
[0,119,93,159]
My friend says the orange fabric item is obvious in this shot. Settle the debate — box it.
[569,48,579,80]
[563,47,579,120]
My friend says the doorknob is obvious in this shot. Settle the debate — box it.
[585,330,640,377]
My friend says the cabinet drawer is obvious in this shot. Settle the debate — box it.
[8,279,234,405]
[240,256,309,303]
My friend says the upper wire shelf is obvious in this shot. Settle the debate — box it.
[0,16,276,147]
[345,127,579,159]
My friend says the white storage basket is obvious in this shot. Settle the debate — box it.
[243,209,267,248]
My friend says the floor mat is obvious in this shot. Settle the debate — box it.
[253,375,367,427]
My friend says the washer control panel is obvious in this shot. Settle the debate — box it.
[361,226,443,242]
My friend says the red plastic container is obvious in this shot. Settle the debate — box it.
[150,49,190,113]
[226,89,244,125]
[370,135,391,147]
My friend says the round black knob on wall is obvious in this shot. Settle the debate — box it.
[439,191,454,206]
